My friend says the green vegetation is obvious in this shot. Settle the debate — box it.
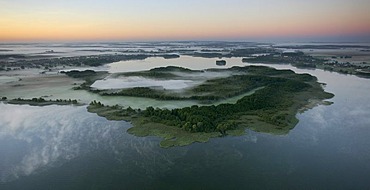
[102,87,186,101]
[186,48,277,58]
[2,54,151,69]
[61,69,99,78]
[112,66,186,79]
[0,54,27,59]
[1,52,180,71]
[4,97,82,106]
[244,53,323,68]
[60,70,109,90]
[244,51,370,77]
[86,66,334,148]
[230,48,276,57]
[216,60,226,66]
[87,101,221,148]
[83,66,322,105]
[158,54,180,59]
[355,69,370,78]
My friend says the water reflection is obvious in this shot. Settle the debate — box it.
[0,104,187,184]
[1,60,370,189]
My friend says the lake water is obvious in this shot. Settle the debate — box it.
[108,56,245,73]
[1,56,370,189]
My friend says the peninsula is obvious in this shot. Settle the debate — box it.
[78,66,334,148]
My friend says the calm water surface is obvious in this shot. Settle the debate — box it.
[108,56,245,73]
[1,57,370,189]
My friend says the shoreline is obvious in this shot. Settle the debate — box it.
[84,65,334,148]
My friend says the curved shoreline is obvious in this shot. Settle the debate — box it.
[85,66,334,148]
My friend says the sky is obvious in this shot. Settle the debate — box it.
[0,0,370,42]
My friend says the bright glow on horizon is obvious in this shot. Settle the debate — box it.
[1,0,370,42]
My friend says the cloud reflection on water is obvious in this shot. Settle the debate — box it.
[0,103,187,183]
[0,104,121,182]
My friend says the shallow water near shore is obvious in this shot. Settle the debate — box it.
[1,57,370,189]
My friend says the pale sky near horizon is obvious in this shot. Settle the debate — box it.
[0,0,370,42]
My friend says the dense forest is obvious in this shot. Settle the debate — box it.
[138,77,312,134]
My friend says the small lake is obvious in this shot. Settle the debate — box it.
[1,56,370,189]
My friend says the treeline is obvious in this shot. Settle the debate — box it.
[7,97,80,106]
[149,66,197,73]
[101,87,222,101]
[187,48,277,58]
[62,70,109,91]
[114,66,199,79]
[101,87,184,100]
[244,53,324,68]
[190,75,262,98]
[91,75,315,135]
[61,70,97,78]
[45,54,150,67]
[230,48,277,57]
[0,54,26,59]
[83,65,328,135]
[2,54,152,70]
[140,77,311,134]
[99,66,316,104]
[89,100,137,117]
[158,54,180,59]
[13,97,78,103]
[121,71,178,79]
